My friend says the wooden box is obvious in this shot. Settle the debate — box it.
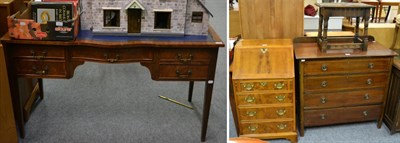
[231,39,297,143]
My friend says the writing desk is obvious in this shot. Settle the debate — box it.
[0,27,224,142]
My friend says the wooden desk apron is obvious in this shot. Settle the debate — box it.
[0,28,224,142]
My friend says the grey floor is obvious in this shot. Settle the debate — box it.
[20,1,227,143]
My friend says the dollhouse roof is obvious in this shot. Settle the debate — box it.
[125,0,145,10]
[196,0,213,17]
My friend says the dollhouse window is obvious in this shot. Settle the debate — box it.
[104,10,120,27]
[154,12,171,29]
[192,12,203,23]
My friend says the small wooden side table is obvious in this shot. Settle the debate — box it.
[316,3,374,52]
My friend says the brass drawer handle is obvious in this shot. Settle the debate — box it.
[259,82,267,87]
[275,95,286,102]
[321,97,327,104]
[243,83,254,91]
[30,49,47,59]
[368,63,374,69]
[363,111,368,116]
[320,114,326,120]
[366,79,373,85]
[274,82,285,90]
[32,65,48,75]
[321,64,328,71]
[175,70,192,78]
[260,48,268,54]
[104,53,120,63]
[246,111,257,117]
[245,96,255,103]
[276,109,286,116]
[176,53,193,63]
[364,93,369,100]
[321,81,328,87]
[277,124,287,130]
[248,125,258,132]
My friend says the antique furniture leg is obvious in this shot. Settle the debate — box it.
[188,81,194,102]
[355,17,360,43]
[385,6,391,22]
[38,78,44,99]
[363,14,369,51]
[201,80,214,141]
[323,15,329,52]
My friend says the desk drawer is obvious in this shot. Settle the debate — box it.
[304,88,384,109]
[303,58,390,75]
[240,121,294,135]
[11,45,65,59]
[158,49,212,64]
[235,80,293,92]
[238,106,294,120]
[71,47,152,62]
[15,60,67,78]
[304,105,381,127]
[158,64,209,80]
[304,73,388,92]
[236,93,293,105]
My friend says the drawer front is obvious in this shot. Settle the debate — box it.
[158,49,212,64]
[304,73,388,92]
[304,105,381,127]
[240,121,294,135]
[12,45,65,59]
[235,80,293,92]
[238,106,294,120]
[71,47,152,62]
[15,60,67,78]
[158,65,209,80]
[236,93,293,105]
[303,58,390,75]
[304,88,384,109]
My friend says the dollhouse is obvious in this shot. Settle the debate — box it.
[80,0,212,36]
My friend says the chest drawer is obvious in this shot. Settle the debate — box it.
[236,92,293,106]
[240,121,294,135]
[234,80,293,92]
[304,88,384,109]
[238,106,294,120]
[303,58,391,75]
[11,45,66,59]
[14,60,67,78]
[304,73,388,92]
[158,64,209,80]
[158,49,212,64]
[304,105,381,127]
[71,47,153,62]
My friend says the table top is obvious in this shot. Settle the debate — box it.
[1,26,225,48]
[316,2,375,8]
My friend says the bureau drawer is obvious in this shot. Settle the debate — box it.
[70,47,153,62]
[304,105,381,127]
[304,73,388,92]
[158,65,209,80]
[236,93,293,105]
[303,58,391,75]
[238,106,294,120]
[158,49,212,64]
[304,88,384,109]
[11,45,66,59]
[240,121,294,135]
[14,60,67,78]
[235,80,293,92]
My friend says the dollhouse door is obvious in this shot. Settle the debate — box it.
[128,9,141,33]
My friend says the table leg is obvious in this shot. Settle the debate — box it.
[364,14,370,51]
[375,5,379,23]
[385,6,391,23]
[378,4,383,23]
[188,81,194,102]
[201,81,214,141]
[38,78,44,99]
[371,7,376,22]
[355,17,360,43]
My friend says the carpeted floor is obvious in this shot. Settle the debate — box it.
[21,1,227,143]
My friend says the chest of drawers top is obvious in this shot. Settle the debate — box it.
[232,39,294,80]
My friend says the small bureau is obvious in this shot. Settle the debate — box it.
[294,39,397,136]
[232,39,297,143]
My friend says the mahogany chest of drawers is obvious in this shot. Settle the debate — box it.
[232,39,297,143]
[384,58,400,134]
[295,39,397,136]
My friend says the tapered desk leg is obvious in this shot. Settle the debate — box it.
[201,81,214,142]
[188,81,194,102]
[38,78,44,99]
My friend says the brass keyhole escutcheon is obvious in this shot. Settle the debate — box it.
[366,79,373,85]
[246,111,257,117]
[243,83,254,91]
[274,82,285,90]
[275,95,286,102]
[320,114,326,120]
[321,97,327,104]
[368,63,374,69]
[321,81,328,87]
[260,48,268,54]
[245,96,255,103]
[248,125,258,132]
[276,109,286,116]
[277,124,287,130]
[364,93,369,100]
[321,64,328,71]
[260,82,267,87]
